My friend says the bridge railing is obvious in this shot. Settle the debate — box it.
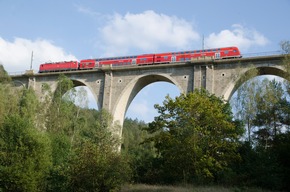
[242,50,283,58]
[9,70,36,76]
[9,71,28,76]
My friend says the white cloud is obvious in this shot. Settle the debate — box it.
[0,37,77,73]
[127,99,156,123]
[74,4,104,19]
[205,24,269,51]
[97,12,269,56]
[99,10,200,56]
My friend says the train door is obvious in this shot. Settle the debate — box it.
[132,59,136,65]
[215,52,221,59]
[171,56,176,63]
[156,56,161,63]
[96,61,99,68]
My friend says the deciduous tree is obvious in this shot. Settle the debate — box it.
[145,89,243,184]
[0,115,52,192]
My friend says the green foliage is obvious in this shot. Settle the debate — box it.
[232,77,290,144]
[144,89,243,184]
[0,68,52,191]
[233,142,283,190]
[69,141,131,192]
[45,75,76,134]
[271,132,290,191]
[0,71,131,192]
[66,109,131,192]
[231,65,259,142]
[19,88,40,122]
[0,115,52,192]
[0,65,11,83]
[44,76,132,191]
[122,118,156,183]
[0,84,18,125]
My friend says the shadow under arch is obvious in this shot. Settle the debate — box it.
[112,73,184,132]
[224,66,289,101]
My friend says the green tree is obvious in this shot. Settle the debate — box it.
[0,66,21,125]
[44,75,82,191]
[272,132,290,191]
[250,79,290,148]
[19,88,40,124]
[232,79,259,142]
[0,66,52,191]
[0,84,20,125]
[0,115,52,192]
[235,141,283,190]
[122,118,156,183]
[231,65,259,143]
[145,89,243,184]
[68,110,131,192]
[46,74,76,134]
[0,65,11,83]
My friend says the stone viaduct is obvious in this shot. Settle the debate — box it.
[11,54,289,137]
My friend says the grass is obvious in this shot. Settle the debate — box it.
[120,184,279,192]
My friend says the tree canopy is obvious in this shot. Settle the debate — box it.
[144,89,243,184]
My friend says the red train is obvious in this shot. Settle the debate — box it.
[39,46,241,73]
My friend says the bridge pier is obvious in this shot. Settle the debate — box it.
[102,71,113,111]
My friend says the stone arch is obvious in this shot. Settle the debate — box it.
[70,79,100,110]
[112,73,183,136]
[47,78,86,96]
[12,80,26,88]
[46,78,100,109]
[223,66,288,101]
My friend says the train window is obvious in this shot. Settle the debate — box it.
[164,56,168,59]
[225,50,229,54]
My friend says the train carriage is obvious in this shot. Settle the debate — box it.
[96,56,138,67]
[136,54,155,65]
[218,47,241,59]
[38,46,241,73]
[79,59,97,70]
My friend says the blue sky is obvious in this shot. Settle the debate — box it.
[1,0,289,122]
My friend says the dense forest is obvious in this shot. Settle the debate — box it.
[1,43,290,191]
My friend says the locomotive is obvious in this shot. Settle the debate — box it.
[38,46,241,73]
